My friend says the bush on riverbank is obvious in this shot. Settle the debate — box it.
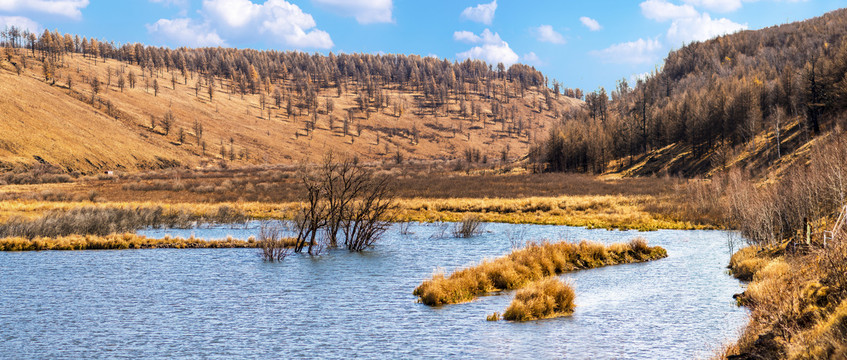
[413,238,666,306]
[502,277,575,321]
[0,233,297,251]
[725,236,847,359]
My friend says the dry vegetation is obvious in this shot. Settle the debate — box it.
[0,232,295,251]
[533,8,847,178]
[723,236,847,360]
[0,169,706,231]
[677,126,847,358]
[0,204,245,238]
[502,277,575,322]
[413,238,666,306]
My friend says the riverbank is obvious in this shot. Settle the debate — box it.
[724,240,847,359]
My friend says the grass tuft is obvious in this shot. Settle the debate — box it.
[502,278,575,321]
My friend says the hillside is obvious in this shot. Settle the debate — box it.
[0,36,580,174]
[533,7,847,178]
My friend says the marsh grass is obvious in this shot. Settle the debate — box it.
[413,238,666,306]
[0,233,297,251]
[502,278,575,321]
[0,204,247,239]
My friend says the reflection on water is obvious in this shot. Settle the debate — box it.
[0,222,747,359]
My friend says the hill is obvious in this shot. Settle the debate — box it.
[0,32,581,174]
[533,7,847,178]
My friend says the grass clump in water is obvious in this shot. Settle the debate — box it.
[502,278,575,321]
[413,237,666,306]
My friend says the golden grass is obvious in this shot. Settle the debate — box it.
[502,277,575,321]
[413,238,667,306]
[728,246,770,281]
[399,194,709,230]
[0,192,705,231]
[0,232,297,251]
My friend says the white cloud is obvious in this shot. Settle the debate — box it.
[0,15,39,32]
[461,0,496,25]
[640,0,698,22]
[202,0,262,29]
[152,0,333,49]
[639,0,747,46]
[455,28,518,66]
[579,16,602,31]
[522,52,541,65]
[147,18,226,47]
[257,0,333,48]
[0,0,89,20]
[590,37,663,64]
[453,30,480,43]
[682,0,742,13]
[535,25,565,44]
[311,0,392,24]
[667,12,746,44]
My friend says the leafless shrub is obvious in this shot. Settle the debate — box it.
[429,221,450,239]
[258,222,290,262]
[506,224,529,249]
[453,214,484,238]
[290,153,396,253]
[398,221,414,235]
[0,164,73,185]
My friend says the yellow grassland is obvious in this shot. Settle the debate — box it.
[0,51,579,173]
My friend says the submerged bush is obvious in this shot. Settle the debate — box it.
[453,215,484,238]
[503,278,575,321]
[413,237,666,306]
[258,222,291,262]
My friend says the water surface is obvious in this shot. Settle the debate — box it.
[0,222,747,359]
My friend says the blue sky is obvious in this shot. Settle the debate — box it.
[1,0,844,91]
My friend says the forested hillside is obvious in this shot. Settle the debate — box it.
[0,28,580,174]
[534,8,847,177]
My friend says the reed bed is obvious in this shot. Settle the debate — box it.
[502,278,576,321]
[0,204,247,239]
[413,238,667,306]
[0,233,298,251]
